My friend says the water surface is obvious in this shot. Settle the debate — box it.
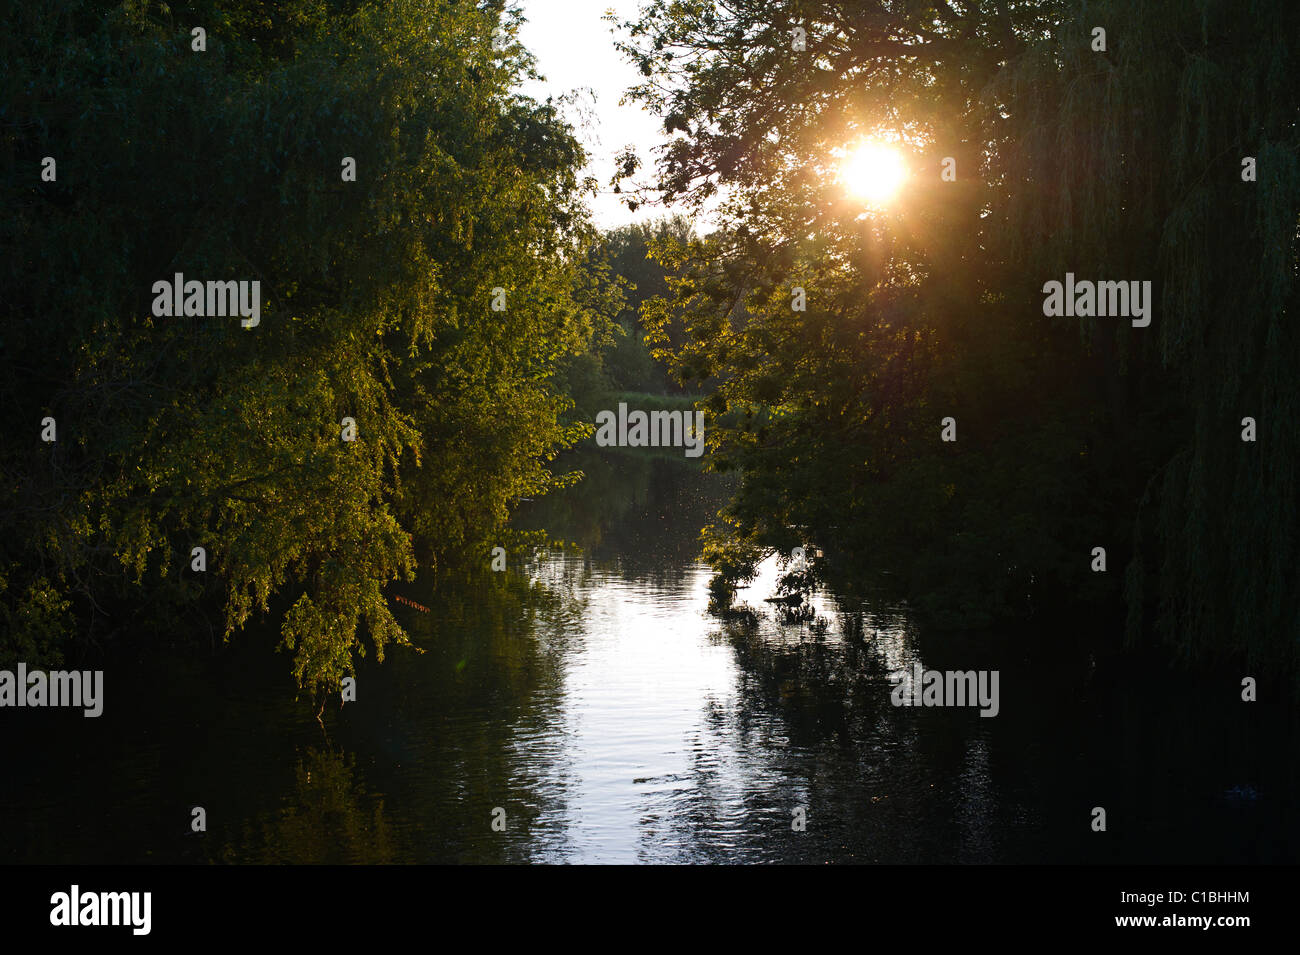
[2,450,1294,863]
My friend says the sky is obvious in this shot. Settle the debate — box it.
[515,0,669,229]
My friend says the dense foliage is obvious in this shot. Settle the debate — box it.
[1,0,615,694]
[619,0,1299,674]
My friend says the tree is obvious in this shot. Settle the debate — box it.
[0,0,615,695]
[618,0,1300,675]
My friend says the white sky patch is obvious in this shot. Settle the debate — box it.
[517,0,675,229]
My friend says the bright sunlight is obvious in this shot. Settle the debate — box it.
[839,141,907,204]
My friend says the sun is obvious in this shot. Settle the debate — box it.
[839,142,907,204]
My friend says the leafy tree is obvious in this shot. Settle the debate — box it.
[0,0,615,695]
[618,0,1299,675]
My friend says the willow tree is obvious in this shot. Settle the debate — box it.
[0,0,614,694]
[620,0,1299,674]
[997,0,1300,674]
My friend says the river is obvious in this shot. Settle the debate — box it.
[2,449,1294,864]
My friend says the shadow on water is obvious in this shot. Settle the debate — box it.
[1,447,1295,863]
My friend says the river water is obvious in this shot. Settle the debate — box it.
[2,449,1295,863]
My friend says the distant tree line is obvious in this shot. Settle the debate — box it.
[558,215,699,419]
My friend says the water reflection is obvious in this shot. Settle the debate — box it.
[1,448,1294,863]
[223,747,396,864]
